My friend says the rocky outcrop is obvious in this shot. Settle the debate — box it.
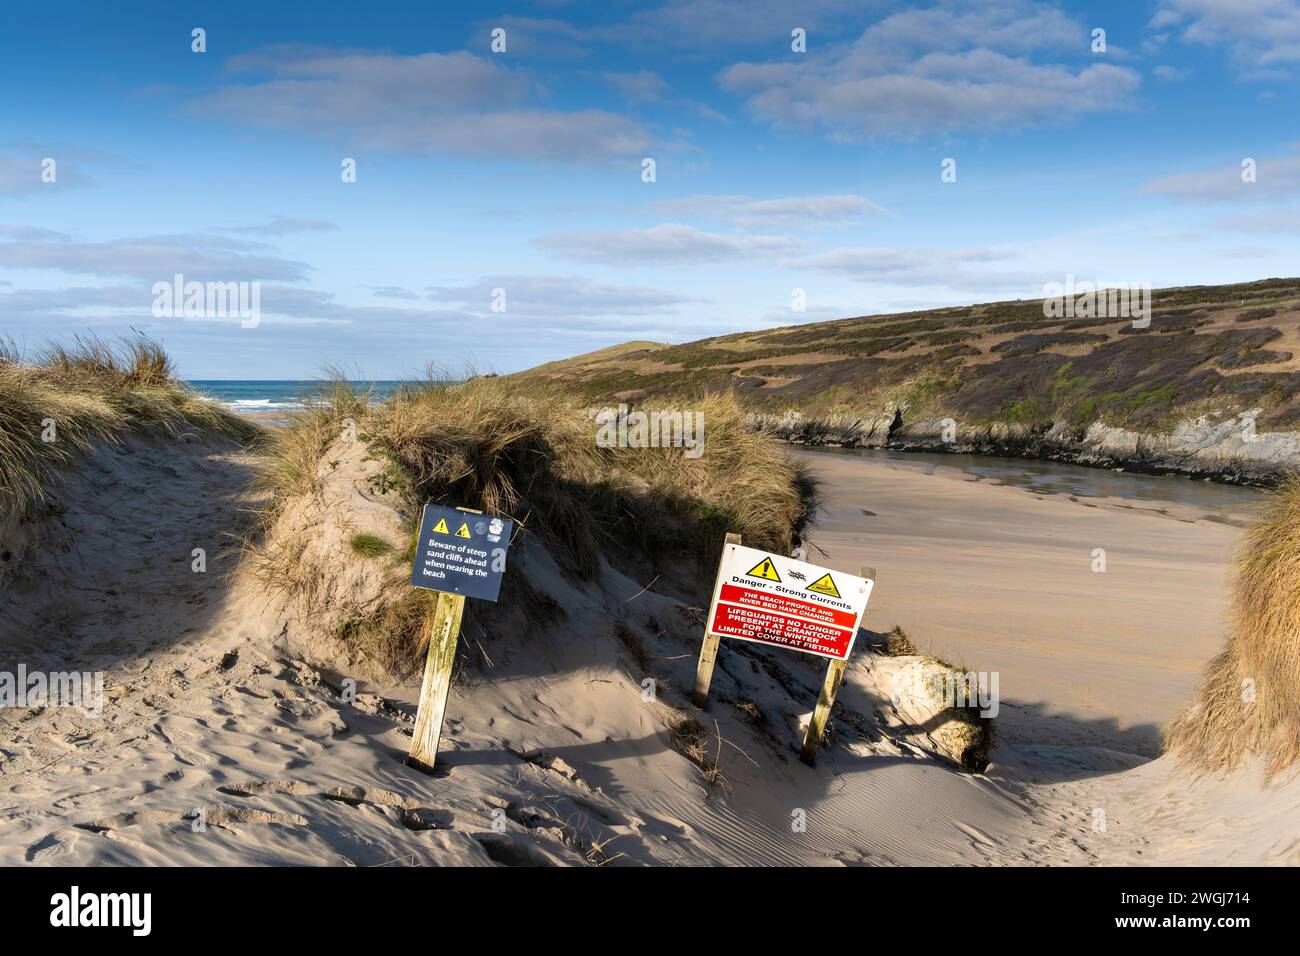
[764,406,1297,486]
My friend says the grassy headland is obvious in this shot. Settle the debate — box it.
[508,279,1300,453]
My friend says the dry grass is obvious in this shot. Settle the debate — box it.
[871,625,919,656]
[668,716,730,791]
[248,374,816,671]
[1166,477,1300,778]
[252,374,818,672]
[336,589,439,678]
[0,336,258,530]
[263,374,818,574]
[256,374,373,508]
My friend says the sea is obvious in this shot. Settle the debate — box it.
[187,380,404,416]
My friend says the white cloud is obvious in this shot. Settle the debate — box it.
[223,217,339,236]
[0,227,311,281]
[721,1,1140,137]
[1150,0,1300,77]
[0,151,92,196]
[604,70,670,103]
[366,285,422,300]
[1142,152,1300,200]
[466,16,596,58]
[424,275,701,317]
[536,223,798,264]
[621,0,865,50]
[193,46,653,162]
[782,245,1040,291]
[646,194,889,227]
[1215,207,1300,233]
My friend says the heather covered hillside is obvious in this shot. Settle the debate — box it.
[513,279,1300,437]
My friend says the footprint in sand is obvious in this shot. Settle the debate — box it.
[25,833,77,863]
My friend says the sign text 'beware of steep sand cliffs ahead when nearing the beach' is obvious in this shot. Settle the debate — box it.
[409,503,513,603]
[707,544,873,661]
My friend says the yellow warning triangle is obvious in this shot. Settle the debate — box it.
[745,556,781,582]
[454,521,472,539]
[806,573,841,598]
[432,517,450,535]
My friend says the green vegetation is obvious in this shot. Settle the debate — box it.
[349,533,395,558]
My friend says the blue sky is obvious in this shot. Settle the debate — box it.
[2,0,1298,378]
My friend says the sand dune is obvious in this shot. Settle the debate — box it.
[0,433,988,866]
[3,433,1297,866]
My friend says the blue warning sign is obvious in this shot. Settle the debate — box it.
[409,503,513,602]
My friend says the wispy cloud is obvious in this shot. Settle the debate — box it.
[782,245,1039,291]
[1142,151,1300,200]
[192,45,653,163]
[0,226,311,281]
[535,223,798,264]
[1151,0,1300,79]
[603,70,670,103]
[646,194,889,228]
[1215,207,1300,233]
[222,217,339,236]
[721,0,1140,138]
[425,275,701,317]
[620,0,864,50]
[0,150,92,196]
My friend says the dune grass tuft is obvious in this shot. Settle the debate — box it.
[1166,477,1300,778]
[349,532,395,558]
[0,336,258,530]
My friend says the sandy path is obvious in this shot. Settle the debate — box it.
[7,434,1296,867]
[2,434,1029,867]
[798,450,1252,756]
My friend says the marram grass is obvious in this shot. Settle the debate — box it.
[1166,477,1300,778]
[253,373,820,670]
[0,336,258,530]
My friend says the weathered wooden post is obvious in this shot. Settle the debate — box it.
[800,566,875,766]
[800,658,846,765]
[692,532,741,708]
[407,590,466,772]
[405,503,513,773]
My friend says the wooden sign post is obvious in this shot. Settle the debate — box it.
[407,590,466,773]
[800,657,847,765]
[692,532,741,708]
[695,539,876,764]
[800,566,874,766]
[405,503,513,774]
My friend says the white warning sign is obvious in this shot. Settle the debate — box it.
[706,544,873,660]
